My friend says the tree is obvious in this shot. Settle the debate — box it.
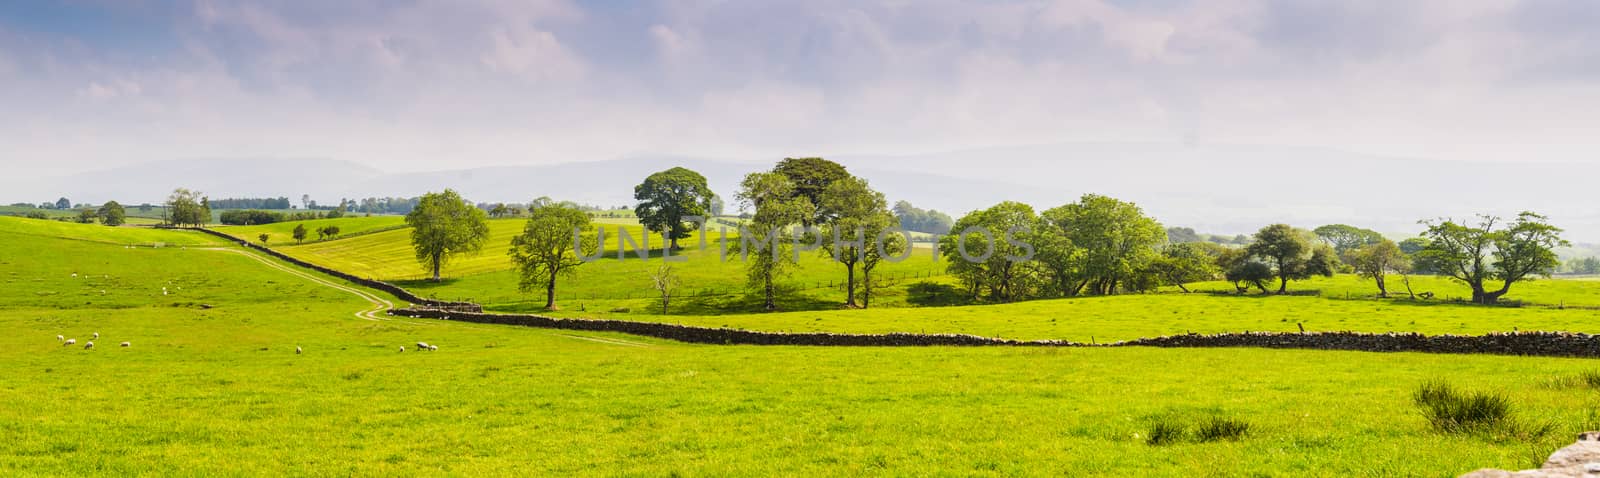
[301,194,311,210]
[1040,194,1166,296]
[1028,216,1081,298]
[736,172,814,310]
[508,204,596,309]
[649,264,681,314]
[1314,224,1384,261]
[166,189,210,227]
[818,176,893,307]
[893,200,954,234]
[55,197,71,210]
[1247,224,1338,293]
[292,224,308,244]
[258,233,270,245]
[1151,243,1220,292]
[633,167,715,250]
[406,189,491,281]
[939,202,1038,302]
[772,157,850,226]
[528,196,554,210]
[75,209,97,224]
[709,195,725,217]
[1166,227,1202,244]
[489,203,509,218]
[1417,212,1566,304]
[97,201,125,226]
[1349,239,1409,297]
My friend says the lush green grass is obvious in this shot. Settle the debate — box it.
[9,212,1600,475]
[0,216,225,247]
[215,216,409,247]
[539,290,1600,342]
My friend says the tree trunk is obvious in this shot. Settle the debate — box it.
[431,253,442,281]
[1375,274,1388,298]
[764,271,776,310]
[861,272,872,309]
[544,270,557,309]
[1176,283,1190,293]
[844,263,858,307]
[1277,275,1288,294]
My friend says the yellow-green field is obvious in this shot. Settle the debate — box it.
[8,217,1600,475]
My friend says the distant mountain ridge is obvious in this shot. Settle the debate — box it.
[11,143,1600,241]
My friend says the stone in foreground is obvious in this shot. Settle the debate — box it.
[1462,432,1600,477]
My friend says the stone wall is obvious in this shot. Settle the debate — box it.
[389,307,1600,357]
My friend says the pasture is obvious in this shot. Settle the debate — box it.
[7,218,1600,475]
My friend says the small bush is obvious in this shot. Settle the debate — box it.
[1195,417,1251,442]
[1145,419,1185,446]
[1413,381,1510,433]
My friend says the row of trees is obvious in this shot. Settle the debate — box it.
[396,165,1570,311]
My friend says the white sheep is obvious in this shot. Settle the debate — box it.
[429,345,438,352]
[64,338,76,346]
[92,332,99,339]
[71,273,77,278]
[416,341,430,349]
[120,341,130,347]
[398,346,406,353]
[295,346,302,354]
[57,335,63,342]
[84,341,94,349]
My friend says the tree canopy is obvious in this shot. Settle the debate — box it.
[165,189,210,227]
[1417,212,1565,304]
[819,176,896,307]
[633,167,715,250]
[939,201,1038,302]
[509,204,597,309]
[1039,194,1166,296]
[1349,239,1409,297]
[1247,224,1338,293]
[772,157,850,226]
[96,201,125,226]
[406,189,491,281]
[737,172,815,310]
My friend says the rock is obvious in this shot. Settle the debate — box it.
[1461,432,1600,477]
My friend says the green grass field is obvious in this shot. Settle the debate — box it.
[12,219,1600,474]
[215,215,410,247]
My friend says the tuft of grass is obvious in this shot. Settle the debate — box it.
[1580,371,1600,389]
[1414,381,1510,433]
[1145,415,1252,445]
[1195,417,1251,442]
[1144,418,1185,446]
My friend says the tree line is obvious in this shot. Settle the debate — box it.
[395,159,1569,312]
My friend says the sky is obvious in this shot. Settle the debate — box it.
[2,0,1600,177]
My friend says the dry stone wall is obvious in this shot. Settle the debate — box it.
[390,307,1600,357]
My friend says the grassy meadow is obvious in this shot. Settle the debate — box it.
[5,218,1600,475]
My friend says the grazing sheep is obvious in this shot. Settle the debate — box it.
[295,346,302,354]
[57,335,63,342]
[84,341,94,349]
[71,273,77,278]
[92,332,99,339]
[120,341,130,347]
[64,338,76,346]
[429,345,438,352]
[398,346,406,353]
[416,342,430,349]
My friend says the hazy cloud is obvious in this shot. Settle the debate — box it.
[3,0,1600,176]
